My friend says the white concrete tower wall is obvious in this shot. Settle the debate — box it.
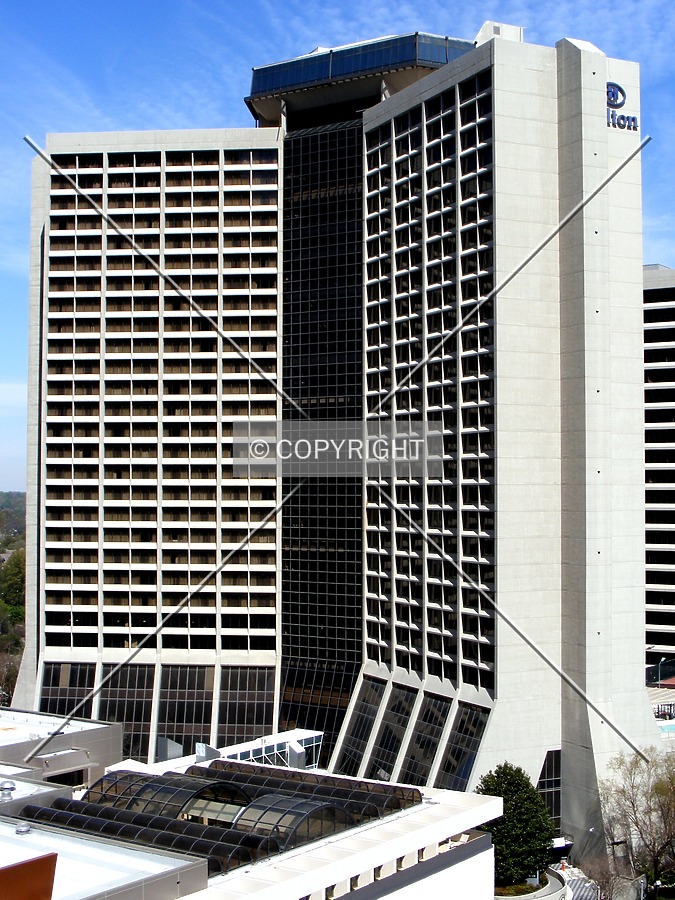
[332,30,657,849]
[556,39,659,851]
[17,128,284,762]
[333,35,567,796]
[466,37,563,786]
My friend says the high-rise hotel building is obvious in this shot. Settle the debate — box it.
[18,130,284,761]
[644,264,675,671]
[17,23,658,844]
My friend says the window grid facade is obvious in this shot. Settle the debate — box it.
[338,71,495,785]
[98,663,155,760]
[433,701,490,790]
[536,749,561,833]
[644,279,675,662]
[366,683,418,781]
[36,136,282,760]
[335,677,386,778]
[41,662,96,719]
[217,666,275,748]
[280,122,364,761]
[363,70,494,691]
[398,692,452,786]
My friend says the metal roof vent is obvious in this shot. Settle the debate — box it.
[0,780,16,799]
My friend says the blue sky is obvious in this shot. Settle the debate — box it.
[1,0,674,491]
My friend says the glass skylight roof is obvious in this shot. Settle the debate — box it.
[19,761,424,874]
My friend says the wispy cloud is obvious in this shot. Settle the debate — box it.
[1,0,674,332]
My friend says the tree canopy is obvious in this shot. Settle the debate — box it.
[0,548,25,614]
[0,492,25,551]
[601,748,675,884]
[476,761,555,887]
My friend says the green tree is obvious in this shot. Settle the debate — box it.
[476,761,556,887]
[0,601,22,654]
[0,548,25,619]
[0,653,19,705]
[0,492,25,551]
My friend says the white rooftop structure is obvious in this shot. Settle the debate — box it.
[107,728,323,777]
[0,708,122,785]
[0,707,100,746]
[0,771,501,900]
[0,815,207,899]
[187,786,501,899]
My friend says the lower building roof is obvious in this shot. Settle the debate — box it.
[0,815,208,899]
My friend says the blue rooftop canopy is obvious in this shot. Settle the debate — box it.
[248,33,474,98]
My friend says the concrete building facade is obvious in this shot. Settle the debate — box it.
[319,30,658,848]
[17,23,659,849]
[644,265,675,676]
[17,129,284,760]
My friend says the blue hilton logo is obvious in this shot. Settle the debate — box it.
[607,82,638,131]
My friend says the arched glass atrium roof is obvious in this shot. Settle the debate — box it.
[186,762,382,824]
[83,769,251,821]
[53,797,281,860]
[20,803,253,876]
[19,762,424,874]
[192,757,422,818]
[232,792,355,850]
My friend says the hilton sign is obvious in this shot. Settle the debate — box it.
[607,82,638,131]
